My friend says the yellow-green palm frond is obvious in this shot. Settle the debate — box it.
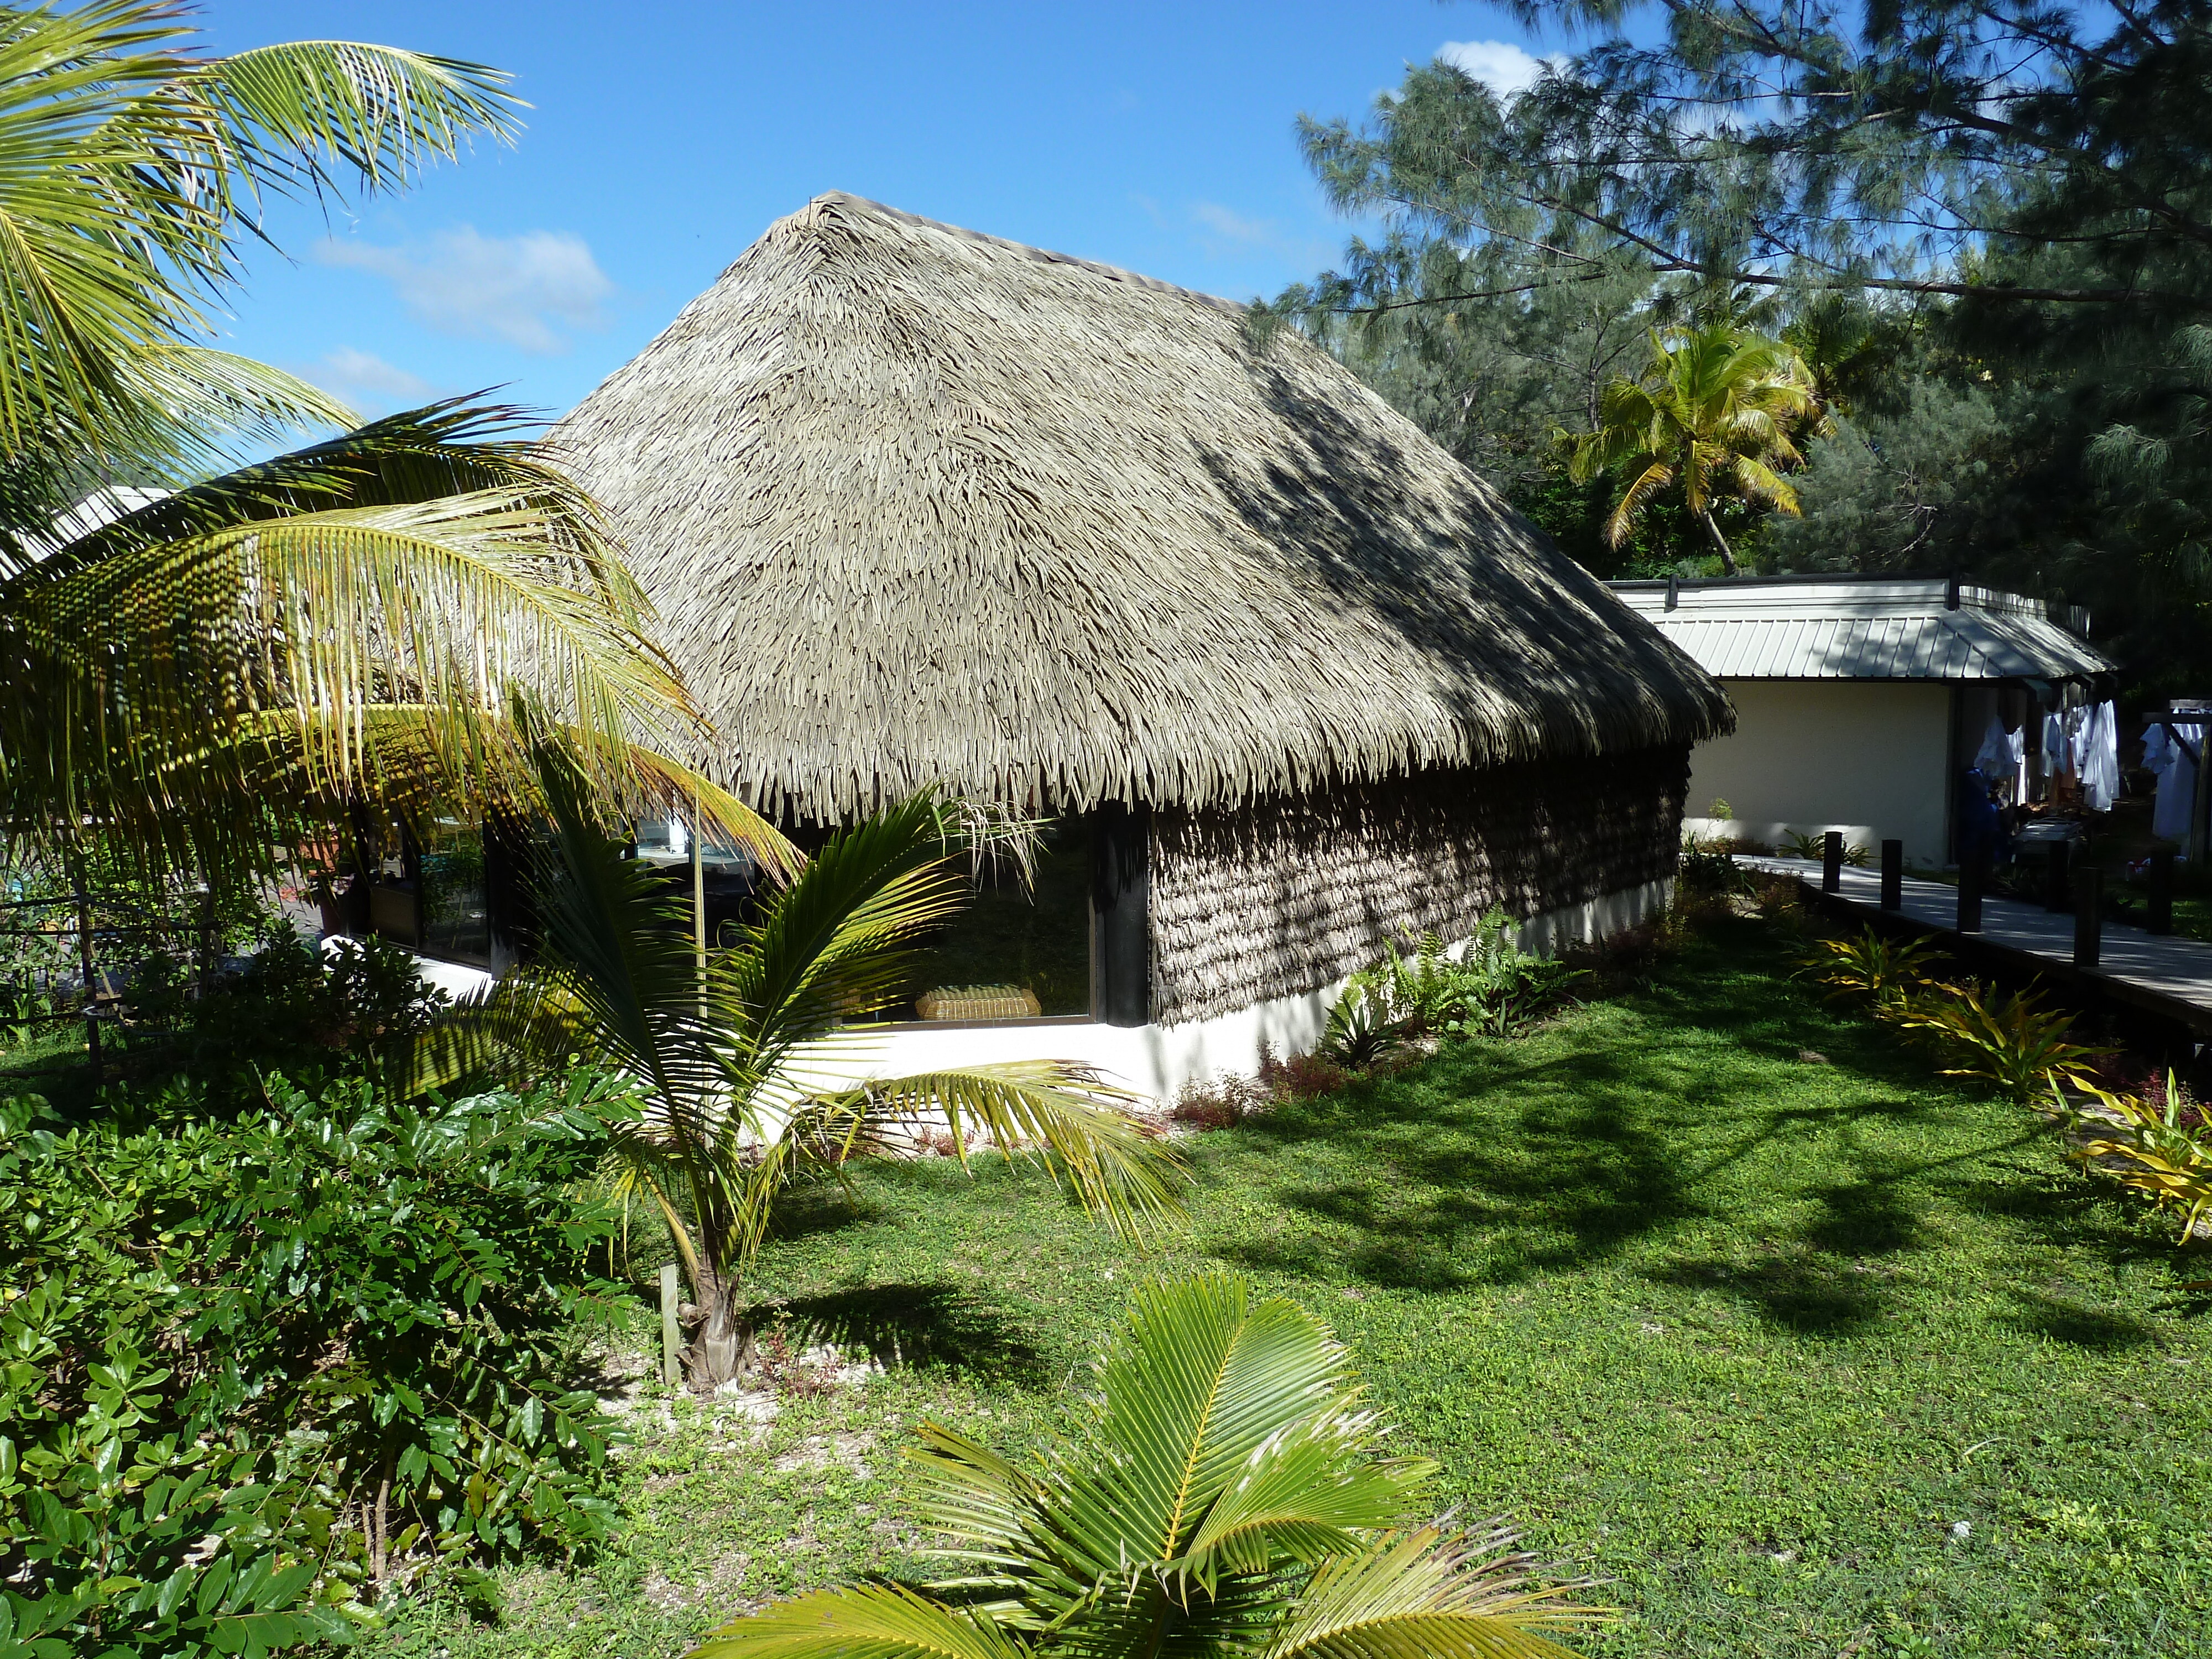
[1264,1527,1603,1659]
[1601,458,1674,545]
[692,1583,1030,1659]
[774,1062,1187,1254]
[176,37,520,204]
[702,1274,1599,1659]
[0,3,516,475]
[1728,455,1802,515]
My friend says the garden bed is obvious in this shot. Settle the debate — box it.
[365,916,2211,1659]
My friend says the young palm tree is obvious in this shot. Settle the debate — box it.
[1567,323,1818,575]
[441,735,1185,1387]
[692,1272,1598,1659]
[0,4,735,881]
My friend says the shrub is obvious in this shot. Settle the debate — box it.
[1168,1046,1355,1130]
[0,1068,638,1657]
[1894,981,2110,1098]
[1677,836,1749,895]
[1801,928,1948,1015]
[2061,1073,2212,1242]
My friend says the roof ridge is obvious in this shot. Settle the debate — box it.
[797,189,1248,316]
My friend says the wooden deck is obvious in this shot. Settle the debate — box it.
[1741,854,2212,1035]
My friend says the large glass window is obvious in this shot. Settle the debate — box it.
[632,818,762,944]
[419,817,490,967]
[905,816,1092,1019]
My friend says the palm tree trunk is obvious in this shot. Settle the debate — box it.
[684,1262,757,1389]
[1698,509,1740,576]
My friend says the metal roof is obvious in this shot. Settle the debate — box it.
[1607,576,2116,682]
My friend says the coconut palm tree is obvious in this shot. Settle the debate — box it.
[437,732,1185,1387]
[1567,323,1818,575]
[691,1272,1598,1659]
[0,4,747,883]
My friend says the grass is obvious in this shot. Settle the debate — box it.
[361,917,2212,1659]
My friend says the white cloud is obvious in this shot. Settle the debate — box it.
[1190,201,1274,245]
[1437,39,1566,99]
[314,225,613,354]
[1186,202,1338,270]
[309,346,434,413]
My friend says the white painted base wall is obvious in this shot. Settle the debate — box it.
[1682,679,1953,867]
[375,877,1671,1108]
[813,875,1671,1105]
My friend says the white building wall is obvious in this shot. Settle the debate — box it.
[389,878,1672,1108]
[1682,679,1954,866]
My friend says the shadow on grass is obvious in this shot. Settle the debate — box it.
[761,1282,1050,1386]
[765,1187,886,1245]
[2001,1288,2159,1351]
[1646,1255,1884,1336]
[1222,1047,1703,1290]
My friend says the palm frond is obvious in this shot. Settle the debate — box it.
[1601,459,1673,545]
[179,39,521,201]
[1728,455,1802,515]
[775,1062,1186,1252]
[0,432,708,873]
[1065,1275,1362,1567]
[1263,1527,1601,1659]
[691,1583,1030,1659]
[0,7,516,473]
[714,793,983,1078]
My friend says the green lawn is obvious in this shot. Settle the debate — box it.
[364,919,2212,1659]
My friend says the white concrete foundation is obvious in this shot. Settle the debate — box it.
[821,875,1672,1105]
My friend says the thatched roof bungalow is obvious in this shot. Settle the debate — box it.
[550,192,1728,1095]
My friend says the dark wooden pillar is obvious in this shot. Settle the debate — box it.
[1091,802,1150,1027]
[483,812,535,976]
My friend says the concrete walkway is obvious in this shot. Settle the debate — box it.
[1742,854,2212,1029]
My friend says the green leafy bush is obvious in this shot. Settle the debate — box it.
[0,1068,638,1657]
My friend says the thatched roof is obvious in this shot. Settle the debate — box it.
[549,192,1730,819]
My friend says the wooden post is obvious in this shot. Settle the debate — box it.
[2074,868,2104,968]
[1880,839,1903,910]
[659,1263,682,1388]
[1822,830,1843,893]
[2044,840,2070,912]
[2148,848,2175,936]
[1957,855,1984,933]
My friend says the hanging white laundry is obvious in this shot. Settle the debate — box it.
[2079,701,2120,812]
[1974,714,2018,796]
[2040,710,2069,781]
[2147,721,2203,842]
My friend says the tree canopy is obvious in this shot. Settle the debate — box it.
[1273,2,2212,690]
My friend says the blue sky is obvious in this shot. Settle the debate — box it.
[195,1,1584,430]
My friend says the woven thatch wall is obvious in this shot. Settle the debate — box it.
[1149,746,1691,1025]
[548,193,1730,821]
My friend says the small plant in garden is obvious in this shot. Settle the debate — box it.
[1319,975,1416,1068]
[1677,835,1750,895]
[691,1272,1600,1659]
[2060,1073,2212,1241]
[1896,981,2109,1098]
[1802,928,1947,1014]
[1779,830,1871,865]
